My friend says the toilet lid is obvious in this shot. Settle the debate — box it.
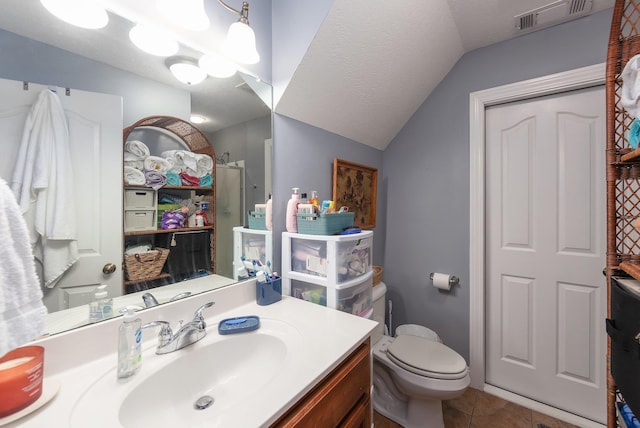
[387,335,468,380]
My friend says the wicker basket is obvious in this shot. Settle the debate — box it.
[124,248,170,281]
[373,266,383,285]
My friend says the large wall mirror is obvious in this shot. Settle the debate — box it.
[0,1,272,336]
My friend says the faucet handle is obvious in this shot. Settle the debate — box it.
[142,321,173,347]
[194,302,214,320]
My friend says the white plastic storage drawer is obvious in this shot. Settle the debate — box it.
[290,234,372,284]
[288,272,373,317]
[124,210,156,231]
[238,231,267,262]
[125,188,156,209]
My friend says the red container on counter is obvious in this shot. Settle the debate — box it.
[0,346,44,417]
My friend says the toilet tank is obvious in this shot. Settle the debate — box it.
[371,281,387,344]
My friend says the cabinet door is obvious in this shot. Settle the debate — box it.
[271,341,371,427]
[339,398,370,428]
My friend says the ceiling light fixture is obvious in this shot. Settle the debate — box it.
[129,24,179,57]
[217,0,260,65]
[190,115,208,124]
[166,56,207,85]
[199,52,237,78]
[157,0,210,31]
[40,0,109,29]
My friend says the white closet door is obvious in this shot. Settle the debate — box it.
[485,86,606,424]
[0,78,123,312]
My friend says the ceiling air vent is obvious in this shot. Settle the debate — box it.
[514,0,593,32]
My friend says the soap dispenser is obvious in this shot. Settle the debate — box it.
[285,187,300,233]
[117,307,142,380]
[89,284,113,323]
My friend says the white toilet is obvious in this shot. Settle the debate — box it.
[371,282,470,428]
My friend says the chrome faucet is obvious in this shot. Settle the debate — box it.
[142,302,214,354]
[142,291,192,308]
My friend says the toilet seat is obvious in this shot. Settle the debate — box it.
[386,335,468,380]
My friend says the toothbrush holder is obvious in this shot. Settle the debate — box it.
[256,276,282,306]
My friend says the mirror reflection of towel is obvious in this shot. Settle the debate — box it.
[10,90,79,288]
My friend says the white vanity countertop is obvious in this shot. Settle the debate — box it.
[4,279,377,427]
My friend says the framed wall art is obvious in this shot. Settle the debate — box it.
[332,158,377,229]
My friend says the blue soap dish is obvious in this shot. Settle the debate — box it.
[218,316,260,335]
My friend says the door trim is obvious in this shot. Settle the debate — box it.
[468,63,605,391]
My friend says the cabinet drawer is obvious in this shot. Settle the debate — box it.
[271,340,370,427]
[124,210,156,231]
[125,188,156,209]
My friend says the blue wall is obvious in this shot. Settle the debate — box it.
[271,115,385,271]
[0,28,190,125]
[382,9,612,360]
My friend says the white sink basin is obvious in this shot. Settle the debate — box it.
[69,318,300,428]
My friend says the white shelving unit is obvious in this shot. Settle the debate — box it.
[282,231,374,317]
[233,227,273,280]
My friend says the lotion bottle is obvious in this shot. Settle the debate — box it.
[285,187,300,232]
[265,194,273,231]
[89,284,113,323]
[117,307,142,379]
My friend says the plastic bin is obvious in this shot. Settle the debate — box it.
[124,188,156,209]
[124,210,156,231]
[248,211,267,230]
[296,212,354,235]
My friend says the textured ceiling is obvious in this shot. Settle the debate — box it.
[274,0,614,150]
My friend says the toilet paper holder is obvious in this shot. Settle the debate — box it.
[429,272,459,287]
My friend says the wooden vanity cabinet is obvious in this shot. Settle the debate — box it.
[271,339,371,428]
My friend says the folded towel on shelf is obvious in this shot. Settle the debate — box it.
[199,173,213,187]
[0,178,47,355]
[166,171,182,186]
[124,152,144,170]
[124,159,144,171]
[195,154,213,177]
[162,150,198,174]
[145,170,167,190]
[622,54,640,119]
[143,156,171,173]
[125,140,150,158]
[179,172,200,186]
[124,166,146,186]
[631,119,640,149]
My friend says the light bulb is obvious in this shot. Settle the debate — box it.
[40,0,108,29]
[157,0,209,31]
[224,21,260,65]
[129,24,179,57]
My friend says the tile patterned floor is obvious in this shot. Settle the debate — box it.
[373,387,580,428]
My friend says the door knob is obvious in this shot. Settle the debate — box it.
[103,263,117,274]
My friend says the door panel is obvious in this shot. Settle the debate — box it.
[485,86,606,424]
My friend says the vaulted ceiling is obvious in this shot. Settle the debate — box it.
[274,0,614,150]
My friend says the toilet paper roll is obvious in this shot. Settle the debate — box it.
[432,273,452,291]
